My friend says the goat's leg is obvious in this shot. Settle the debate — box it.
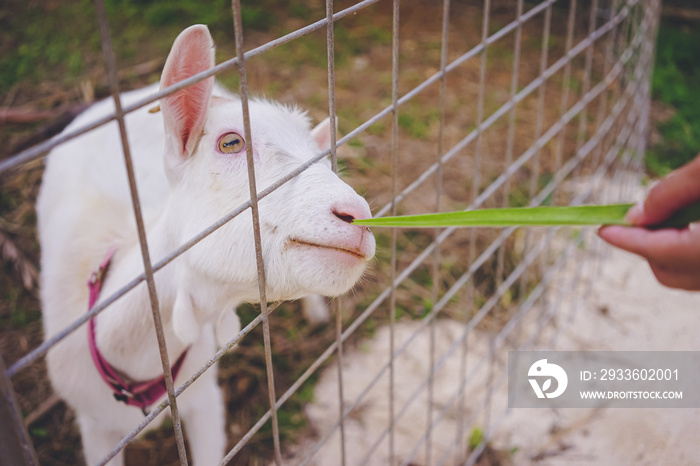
[77,415,126,466]
[301,294,330,324]
[181,378,226,465]
[179,330,227,465]
[215,306,241,349]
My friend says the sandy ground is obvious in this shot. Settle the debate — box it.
[287,192,700,465]
[495,244,700,466]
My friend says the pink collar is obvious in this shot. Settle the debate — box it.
[87,248,188,414]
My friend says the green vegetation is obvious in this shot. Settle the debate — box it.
[468,427,484,450]
[397,102,440,140]
[0,0,277,95]
[646,23,700,176]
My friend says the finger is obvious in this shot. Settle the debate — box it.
[597,225,700,269]
[648,261,700,291]
[629,153,700,226]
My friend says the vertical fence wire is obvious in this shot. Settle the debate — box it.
[519,0,553,345]
[325,0,348,464]
[0,353,38,466]
[584,0,624,312]
[93,0,189,464]
[554,0,579,191]
[454,299,470,463]
[551,0,601,347]
[542,0,578,335]
[231,1,283,464]
[613,0,642,203]
[577,0,601,155]
[495,0,525,290]
[389,0,400,464]
[474,0,492,444]
[454,0,496,452]
[426,0,451,462]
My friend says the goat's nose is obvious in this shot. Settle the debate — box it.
[332,200,371,224]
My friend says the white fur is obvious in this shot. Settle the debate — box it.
[36,25,374,466]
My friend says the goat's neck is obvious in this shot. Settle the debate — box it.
[93,211,237,381]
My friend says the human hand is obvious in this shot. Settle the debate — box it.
[598,154,700,291]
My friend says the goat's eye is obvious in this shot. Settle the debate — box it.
[217,132,245,154]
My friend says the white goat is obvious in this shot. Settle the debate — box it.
[36,24,375,465]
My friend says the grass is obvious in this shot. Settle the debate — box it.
[468,427,484,451]
[646,22,700,176]
[0,0,277,96]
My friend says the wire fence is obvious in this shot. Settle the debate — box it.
[0,0,660,464]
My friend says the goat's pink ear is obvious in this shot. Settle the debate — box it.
[311,117,335,152]
[160,25,215,164]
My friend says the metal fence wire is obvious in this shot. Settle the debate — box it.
[0,0,660,464]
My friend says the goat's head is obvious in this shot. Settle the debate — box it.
[159,25,375,308]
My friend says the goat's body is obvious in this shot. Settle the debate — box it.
[37,25,374,466]
[39,84,165,330]
[38,84,228,465]
[39,82,241,329]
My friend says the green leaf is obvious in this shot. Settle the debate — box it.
[354,204,634,228]
[353,202,700,230]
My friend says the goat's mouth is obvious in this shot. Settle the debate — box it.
[287,238,369,261]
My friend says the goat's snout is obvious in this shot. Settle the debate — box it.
[331,199,372,225]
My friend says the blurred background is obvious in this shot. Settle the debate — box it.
[0,0,697,464]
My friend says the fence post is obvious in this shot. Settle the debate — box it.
[0,353,39,466]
